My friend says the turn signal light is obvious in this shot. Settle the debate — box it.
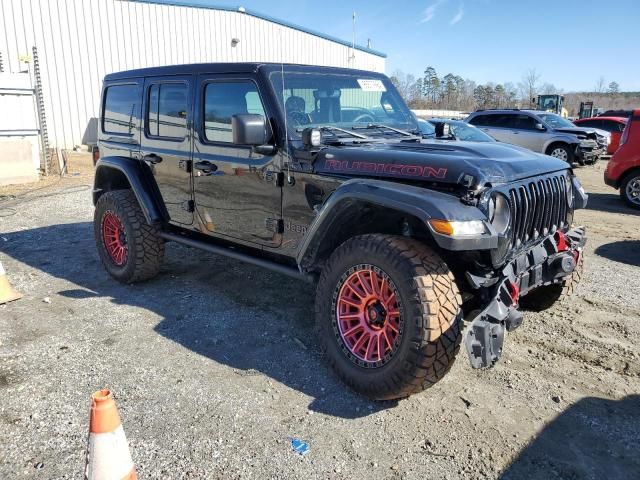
[428,219,486,236]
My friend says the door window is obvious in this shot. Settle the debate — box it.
[578,119,602,129]
[489,115,514,128]
[510,114,539,130]
[203,81,266,143]
[468,114,492,126]
[103,84,139,135]
[146,83,188,140]
[602,120,625,132]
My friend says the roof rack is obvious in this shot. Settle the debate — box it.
[474,108,520,112]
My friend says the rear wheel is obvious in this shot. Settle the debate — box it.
[620,171,640,209]
[547,143,575,164]
[315,234,463,400]
[94,190,164,283]
[520,253,584,312]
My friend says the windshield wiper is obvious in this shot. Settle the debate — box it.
[352,124,421,140]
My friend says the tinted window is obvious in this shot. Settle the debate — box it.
[602,120,626,132]
[103,84,138,135]
[203,81,266,143]
[510,114,539,130]
[577,119,601,129]
[490,115,514,128]
[468,114,492,126]
[147,83,188,139]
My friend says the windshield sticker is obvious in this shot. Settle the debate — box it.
[357,79,387,92]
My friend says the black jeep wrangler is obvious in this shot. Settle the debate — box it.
[94,63,587,400]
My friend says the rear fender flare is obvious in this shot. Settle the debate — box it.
[93,156,168,224]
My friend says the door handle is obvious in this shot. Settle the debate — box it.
[143,153,163,164]
[511,131,520,134]
[194,160,218,174]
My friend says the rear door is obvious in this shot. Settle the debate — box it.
[140,75,194,226]
[483,114,516,144]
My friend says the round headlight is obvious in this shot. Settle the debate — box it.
[566,176,574,208]
[488,193,510,235]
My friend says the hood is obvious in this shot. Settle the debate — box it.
[553,126,599,139]
[312,140,569,188]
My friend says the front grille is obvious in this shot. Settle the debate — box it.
[507,174,569,247]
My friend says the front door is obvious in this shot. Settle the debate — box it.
[192,75,282,247]
[140,75,194,226]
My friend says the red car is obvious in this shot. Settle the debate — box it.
[604,109,640,208]
[574,116,628,154]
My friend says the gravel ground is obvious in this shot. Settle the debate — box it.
[1,161,639,479]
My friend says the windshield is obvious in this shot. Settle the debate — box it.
[269,71,417,138]
[417,119,436,136]
[538,113,575,129]
[448,122,495,142]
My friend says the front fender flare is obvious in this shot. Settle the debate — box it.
[296,178,496,268]
[93,156,167,224]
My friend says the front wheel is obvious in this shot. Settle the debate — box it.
[620,171,640,209]
[94,190,165,283]
[315,234,463,400]
[547,144,575,164]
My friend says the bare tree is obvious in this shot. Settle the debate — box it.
[519,68,541,106]
[608,81,620,94]
[540,83,560,95]
[594,76,606,93]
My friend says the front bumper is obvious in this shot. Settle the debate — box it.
[576,145,604,163]
[464,226,587,369]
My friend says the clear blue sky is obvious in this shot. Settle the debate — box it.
[152,0,640,92]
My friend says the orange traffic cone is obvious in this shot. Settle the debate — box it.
[85,390,137,480]
[0,260,22,304]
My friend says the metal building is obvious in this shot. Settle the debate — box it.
[1,0,386,149]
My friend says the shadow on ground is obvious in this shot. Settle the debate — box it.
[0,222,394,418]
[595,240,640,267]
[500,395,640,480]
[585,192,639,215]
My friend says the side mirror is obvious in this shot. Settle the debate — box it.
[535,123,545,131]
[435,122,445,138]
[232,114,267,146]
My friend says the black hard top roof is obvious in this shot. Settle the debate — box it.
[103,63,384,81]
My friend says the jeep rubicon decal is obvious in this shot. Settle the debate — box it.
[94,63,588,401]
[321,158,448,179]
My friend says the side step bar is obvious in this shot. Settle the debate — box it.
[159,232,316,283]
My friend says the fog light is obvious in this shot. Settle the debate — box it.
[429,219,486,236]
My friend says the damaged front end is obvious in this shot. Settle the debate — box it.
[464,226,586,369]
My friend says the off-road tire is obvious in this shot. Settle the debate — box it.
[94,189,164,283]
[547,143,576,165]
[620,171,640,209]
[315,234,463,400]
[520,254,584,312]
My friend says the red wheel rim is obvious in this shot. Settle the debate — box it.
[335,265,402,366]
[101,211,128,266]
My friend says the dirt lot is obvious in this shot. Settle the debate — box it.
[1,159,639,479]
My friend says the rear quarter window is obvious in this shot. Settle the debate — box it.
[102,84,139,135]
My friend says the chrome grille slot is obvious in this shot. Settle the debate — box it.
[506,174,568,248]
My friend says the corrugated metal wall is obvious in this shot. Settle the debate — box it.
[0,0,386,148]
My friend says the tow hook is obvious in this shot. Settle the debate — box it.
[465,320,504,369]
